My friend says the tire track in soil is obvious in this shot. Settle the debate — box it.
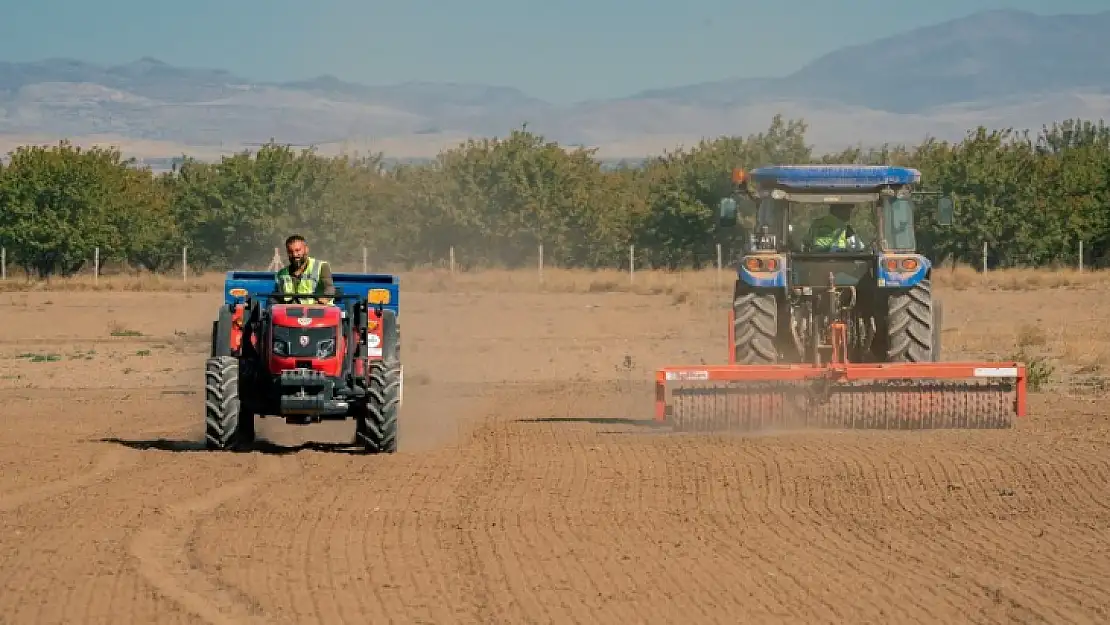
[477,386,846,623]
[128,454,297,625]
[175,384,489,625]
[0,418,207,514]
[0,389,241,625]
[927,448,1110,624]
[442,395,801,623]
[878,441,1110,624]
[464,380,1110,625]
[0,448,139,512]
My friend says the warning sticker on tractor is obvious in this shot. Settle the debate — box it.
[665,370,710,381]
[973,367,1018,378]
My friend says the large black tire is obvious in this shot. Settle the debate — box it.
[355,310,401,453]
[204,356,253,450]
[210,307,233,357]
[885,279,937,363]
[733,289,778,364]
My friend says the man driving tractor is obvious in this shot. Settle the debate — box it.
[807,203,866,252]
[275,234,335,304]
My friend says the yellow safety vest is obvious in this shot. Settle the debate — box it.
[808,215,850,251]
[275,257,327,304]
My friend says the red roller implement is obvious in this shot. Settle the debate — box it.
[656,312,1027,432]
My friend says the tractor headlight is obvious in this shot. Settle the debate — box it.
[316,338,336,358]
[366,333,381,348]
[273,339,288,356]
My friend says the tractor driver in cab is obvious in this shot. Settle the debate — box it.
[807,203,866,252]
[276,234,336,305]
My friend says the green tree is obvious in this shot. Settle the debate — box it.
[5,114,1110,275]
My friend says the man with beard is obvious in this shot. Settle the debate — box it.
[275,234,336,304]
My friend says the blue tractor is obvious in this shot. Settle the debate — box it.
[717,165,955,367]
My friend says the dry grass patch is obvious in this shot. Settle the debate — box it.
[0,264,1106,300]
[936,264,1107,291]
[0,272,219,293]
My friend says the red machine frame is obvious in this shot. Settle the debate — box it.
[654,310,1028,423]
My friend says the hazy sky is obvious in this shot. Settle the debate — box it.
[0,0,1105,102]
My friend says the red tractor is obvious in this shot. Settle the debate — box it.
[206,271,402,453]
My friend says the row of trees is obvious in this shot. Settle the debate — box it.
[1,114,1109,277]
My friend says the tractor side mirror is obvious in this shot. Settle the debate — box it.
[937,196,954,226]
[718,198,737,227]
[718,196,758,228]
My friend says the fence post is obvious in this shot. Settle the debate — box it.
[716,243,722,287]
[981,241,987,273]
[631,244,636,282]
[449,246,455,275]
[1079,240,1084,272]
[94,247,99,284]
[182,246,188,282]
[1,247,5,281]
[538,243,544,283]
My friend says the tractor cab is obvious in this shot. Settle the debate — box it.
[718,165,954,289]
[716,164,955,368]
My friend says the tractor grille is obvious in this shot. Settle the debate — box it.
[273,326,338,359]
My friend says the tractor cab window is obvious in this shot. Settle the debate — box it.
[757,197,778,229]
[790,202,875,252]
[751,197,786,250]
[882,197,916,251]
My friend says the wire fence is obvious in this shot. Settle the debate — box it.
[0,239,1099,285]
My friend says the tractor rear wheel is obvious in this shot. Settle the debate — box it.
[733,289,778,364]
[355,309,401,453]
[204,356,252,450]
[885,279,936,363]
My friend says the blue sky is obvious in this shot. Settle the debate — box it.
[0,0,1105,103]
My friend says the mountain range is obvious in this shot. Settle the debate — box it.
[1,8,1109,164]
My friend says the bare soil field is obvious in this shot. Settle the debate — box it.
[1,269,1109,624]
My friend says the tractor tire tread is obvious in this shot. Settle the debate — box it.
[204,356,251,450]
[356,360,400,453]
[886,279,935,363]
[733,291,778,364]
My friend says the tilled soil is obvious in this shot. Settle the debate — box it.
[0,288,1108,624]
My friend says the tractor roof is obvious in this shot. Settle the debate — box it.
[748,165,921,190]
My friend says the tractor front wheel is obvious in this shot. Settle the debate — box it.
[733,289,778,364]
[885,279,937,363]
[354,309,401,454]
[204,356,253,451]
[355,361,400,453]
